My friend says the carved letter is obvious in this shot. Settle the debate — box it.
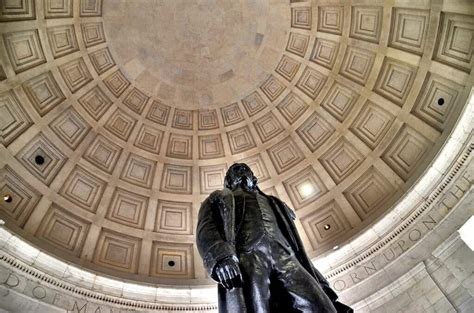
[1,273,19,288]
[363,261,377,276]
[32,286,47,299]
[382,247,396,262]
[350,272,362,284]
[422,215,437,230]
[69,301,87,313]
[397,239,408,252]
[53,292,63,306]
[333,280,347,291]
[408,229,422,242]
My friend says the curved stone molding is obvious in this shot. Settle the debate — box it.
[0,92,471,311]
[0,235,217,311]
[0,0,473,296]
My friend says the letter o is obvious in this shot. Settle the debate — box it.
[333,280,347,292]
[409,229,422,242]
[32,286,46,299]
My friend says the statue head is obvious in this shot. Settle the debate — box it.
[224,163,258,192]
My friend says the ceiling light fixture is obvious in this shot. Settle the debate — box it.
[3,195,12,203]
[324,224,331,230]
[299,182,314,198]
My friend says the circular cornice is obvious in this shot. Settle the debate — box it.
[0,0,473,289]
[0,99,471,309]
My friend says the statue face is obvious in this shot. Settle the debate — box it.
[224,163,257,191]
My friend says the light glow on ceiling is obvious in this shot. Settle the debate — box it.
[299,182,315,198]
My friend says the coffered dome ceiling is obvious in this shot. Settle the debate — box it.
[0,0,473,287]
[102,0,281,108]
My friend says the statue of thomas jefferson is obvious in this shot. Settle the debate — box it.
[196,163,352,313]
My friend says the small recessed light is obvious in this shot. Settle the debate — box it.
[324,224,331,230]
[168,260,176,267]
[437,98,445,106]
[0,219,5,225]
[333,245,339,250]
[35,155,45,165]
[3,195,12,203]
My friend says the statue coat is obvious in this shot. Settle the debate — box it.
[196,188,343,312]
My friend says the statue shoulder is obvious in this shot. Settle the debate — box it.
[208,189,224,203]
[268,195,296,220]
[201,189,229,208]
[199,189,232,219]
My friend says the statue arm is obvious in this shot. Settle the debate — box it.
[196,192,237,281]
[281,201,297,220]
[279,198,339,301]
[312,266,338,301]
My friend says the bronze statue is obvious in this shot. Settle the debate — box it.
[196,163,353,313]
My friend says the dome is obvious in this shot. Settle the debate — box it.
[0,0,473,311]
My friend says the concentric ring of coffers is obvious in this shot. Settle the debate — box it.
[0,0,472,285]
